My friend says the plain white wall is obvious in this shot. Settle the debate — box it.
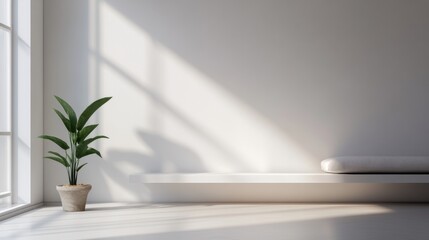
[44,0,429,202]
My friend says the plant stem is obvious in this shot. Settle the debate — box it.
[69,132,76,185]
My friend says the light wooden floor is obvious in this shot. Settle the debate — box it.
[1,203,429,240]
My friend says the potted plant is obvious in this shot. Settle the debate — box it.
[40,96,111,211]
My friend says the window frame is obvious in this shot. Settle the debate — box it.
[0,0,13,203]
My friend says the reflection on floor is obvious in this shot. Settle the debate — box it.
[0,203,428,240]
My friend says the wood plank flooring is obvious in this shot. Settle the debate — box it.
[1,203,428,240]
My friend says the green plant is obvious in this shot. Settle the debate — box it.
[40,96,111,185]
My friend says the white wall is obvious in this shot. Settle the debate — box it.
[44,0,429,202]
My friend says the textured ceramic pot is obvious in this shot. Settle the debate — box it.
[56,184,92,212]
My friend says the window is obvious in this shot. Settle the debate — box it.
[0,0,12,206]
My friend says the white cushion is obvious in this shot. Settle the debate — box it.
[321,156,429,173]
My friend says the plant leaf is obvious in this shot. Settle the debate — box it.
[54,109,71,132]
[39,135,69,150]
[77,124,98,143]
[55,96,77,133]
[76,143,88,159]
[48,151,68,164]
[82,135,109,146]
[77,163,88,172]
[80,148,102,158]
[45,156,70,167]
[77,97,112,131]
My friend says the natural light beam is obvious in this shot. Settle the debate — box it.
[90,1,319,175]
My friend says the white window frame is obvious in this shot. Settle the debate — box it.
[0,0,44,221]
[0,0,13,204]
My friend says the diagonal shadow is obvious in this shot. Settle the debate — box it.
[91,50,255,171]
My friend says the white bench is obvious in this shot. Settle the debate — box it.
[130,157,429,184]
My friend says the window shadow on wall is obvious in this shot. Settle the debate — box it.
[104,0,429,159]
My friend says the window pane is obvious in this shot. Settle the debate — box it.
[0,136,11,194]
[0,0,10,26]
[0,29,11,132]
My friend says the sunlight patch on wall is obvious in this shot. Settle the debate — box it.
[90,1,319,173]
